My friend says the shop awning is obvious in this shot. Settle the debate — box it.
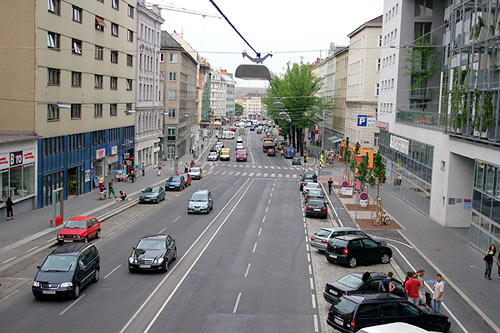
[327,136,343,144]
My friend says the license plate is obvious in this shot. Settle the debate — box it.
[334,317,343,326]
[314,209,321,211]
[329,254,337,259]
[169,186,175,189]
[139,265,151,268]
[42,290,56,295]
[144,198,150,201]
[194,208,200,211]
[64,240,73,243]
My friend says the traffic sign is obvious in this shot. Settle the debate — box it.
[357,115,368,127]
[360,192,368,200]
[342,181,349,188]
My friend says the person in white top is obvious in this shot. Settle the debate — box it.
[432,274,445,312]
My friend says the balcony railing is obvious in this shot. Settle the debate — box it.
[395,110,447,131]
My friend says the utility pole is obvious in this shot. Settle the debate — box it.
[318,107,325,176]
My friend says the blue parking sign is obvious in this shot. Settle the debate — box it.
[357,115,368,127]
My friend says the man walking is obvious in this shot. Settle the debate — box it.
[432,274,445,312]
[158,163,162,176]
[404,272,421,305]
[327,178,333,195]
[142,162,145,177]
[6,196,14,221]
[380,272,396,293]
[417,269,427,306]
[108,180,116,198]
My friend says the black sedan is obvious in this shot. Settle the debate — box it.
[305,199,328,219]
[139,186,165,204]
[128,234,177,272]
[325,235,392,268]
[324,272,405,304]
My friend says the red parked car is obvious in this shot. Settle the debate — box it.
[57,216,101,244]
[267,148,276,156]
[179,173,192,186]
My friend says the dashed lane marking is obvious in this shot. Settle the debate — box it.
[244,263,251,278]
[232,292,242,314]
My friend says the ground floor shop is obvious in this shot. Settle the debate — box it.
[135,138,161,169]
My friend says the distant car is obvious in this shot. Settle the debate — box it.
[267,148,276,156]
[189,167,202,180]
[128,234,177,272]
[323,272,405,304]
[236,137,243,143]
[326,293,450,333]
[236,143,244,150]
[249,126,255,131]
[139,186,165,204]
[292,157,301,165]
[229,127,237,132]
[310,227,372,252]
[303,182,321,195]
[208,151,219,161]
[236,149,248,162]
[165,175,186,191]
[178,173,192,186]
[220,148,231,161]
[32,243,100,299]
[57,216,101,244]
[300,172,318,191]
[325,235,392,268]
[256,129,263,134]
[305,199,328,219]
[284,147,296,158]
[304,189,325,203]
[187,190,214,214]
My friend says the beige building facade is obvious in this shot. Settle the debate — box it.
[334,47,349,142]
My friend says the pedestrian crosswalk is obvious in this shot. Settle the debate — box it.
[204,169,299,179]
[205,162,303,171]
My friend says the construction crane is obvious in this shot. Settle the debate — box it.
[145,1,221,19]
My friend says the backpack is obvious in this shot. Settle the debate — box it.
[378,279,389,292]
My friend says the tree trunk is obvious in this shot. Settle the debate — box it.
[298,127,304,157]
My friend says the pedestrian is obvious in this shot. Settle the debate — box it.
[327,178,333,195]
[98,175,104,191]
[119,191,127,201]
[108,180,116,198]
[484,244,496,280]
[416,269,427,306]
[432,274,445,312]
[190,160,194,168]
[6,196,14,221]
[404,272,421,305]
[142,162,145,177]
[158,163,162,176]
[129,170,135,183]
[498,256,500,280]
[184,162,189,173]
[379,271,396,293]
[281,148,284,157]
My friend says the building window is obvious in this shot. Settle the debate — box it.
[72,39,82,55]
[127,54,133,66]
[71,71,81,87]
[111,50,118,64]
[47,31,60,49]
[127,30,134,42]
[94,104,103,118]
[128,5,134,18]
[72,6,82,23]
[110,104,117,117]
[169,72,177,81]
[95,16,105,31]
[167,128,176,141]
[168,109,176,118]
[112,0,119,10]
[160,53,164,62]
[415,0,433,17]
[111,23,118,37]
[47,68,60,86]
[375,83,380,97]
[126,103,133,112]
[47,104,59,121]
[168,90,176,100]
[94,74,103,89]
[48,0,60,15]
[169,53,178,63]
[376,59,381,72]
[95,45,103,60]
[110,77,118,90]
[71,104,81,119]
[126,79,133,91]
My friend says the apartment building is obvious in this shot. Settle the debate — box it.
[222,71,236,120]
[210,70,227,119]
[0,0,136,209]
[198,59,212,125]
[241,96,263,118]
[333,47,349,147]
[160,31,198,161]
[345,15,382,150]
[135,1,164,169]
[379,0,500,253]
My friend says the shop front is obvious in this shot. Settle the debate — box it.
[92,148,106,188]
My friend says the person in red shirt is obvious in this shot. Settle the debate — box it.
[404,272,421,305]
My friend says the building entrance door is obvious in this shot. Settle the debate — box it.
[68,167,78,196]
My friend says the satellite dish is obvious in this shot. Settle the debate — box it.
[235,64,275,81]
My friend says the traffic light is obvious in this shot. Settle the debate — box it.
[279,129,282,135]
[304,156,307,163]
[322,149,325,154]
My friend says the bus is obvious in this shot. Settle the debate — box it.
[223,131,235,139]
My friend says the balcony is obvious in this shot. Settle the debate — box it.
[396,110,446,131]
[409,88,432,101]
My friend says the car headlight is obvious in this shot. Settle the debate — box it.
[60,282,73,288]
[128,257,134,264]
[76,235,80,238]
[32,281,40,287]
[57,235,62,239]
[201,205,208,209]
[155,257,164,264]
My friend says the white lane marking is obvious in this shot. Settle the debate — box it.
[265,207,269,213]
[252,242,258,253]
[263,173,268,177]
[313,314,319,332]
[320,183,343,227]
[388,243,469,333]
[306,243,310,251]
[303,217,306,222]
[258,227,262,236]
[0,289,19,302]
[304,229,307,235]
[276,166,281,170]
[232,292,242,314]
[303,222,306,228]
[242,172,247,176]
[270,166,275,169]
[307,253,311,262]
[212,186,217,191]
[286,174,290,178]
[239,165,244,168]
[244,263,251,278]
[262,216,266,223]
[227,171,234,176]
[59,294,86,316]
[270,173,275,177]
[26,246,39,253]
[310,277,314,290]
[256,173,262,177]
[46,237,57,243]
[258,166,262,169]
[305,235,308,242]
[308,264,312,275]
[292,174,297,178]
[278,174,282,178]
[220,171,227,175]
[172,216,180,223]
[371,235,413,248]
[235,172,241,176]
[159,227,166,234]
[2,256,16,264]
[137,179,254,333]
[264,166,268,169]
[268,199,271,204]
[311,294,316,309]
[249,173,254,177]
[104,264,122,279]
[270,192,273,197]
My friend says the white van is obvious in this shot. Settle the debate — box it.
[223,131,235,139]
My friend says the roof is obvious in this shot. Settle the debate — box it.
[0,134,38,144]
[52,243,90,254]
[141,234,168,240]
[344,292,403,303]
[193,190,210,195]
[161,31,183,50]
[347,15,383,38]
[69,216,94,221]
[334,235,370,241]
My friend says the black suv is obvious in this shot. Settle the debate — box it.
[32,243,100,299]
[305,199,328,219]
[129,234,177,272]
[325,235,392,268]
[300,172,318,191]
[327,293,450,332]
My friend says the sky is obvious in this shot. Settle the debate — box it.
[156,0,383,88]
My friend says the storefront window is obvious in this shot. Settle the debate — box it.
[9,166,22,199]
[471,212,480,225]
[485,164,495,195]
[475,161,484,189]
[23,164,35,196]
[1,171,8,202]
[496,168,500,200]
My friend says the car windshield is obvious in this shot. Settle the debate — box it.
[190,193,208,202]
[306,183,320,189]
[308,200,324,206]
[137,239,166,250]
[305,173,316,178]
[64,220,88,229]
[168,176,181,182]
[314,229,331,238]
[308,190,323,197]
[333,297,357,316]
[144,187,159,193]
[190,168,200,173]
[338,275,363,289]
[40,255,77,272]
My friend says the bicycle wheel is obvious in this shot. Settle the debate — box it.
[372,216,382,226]
[384,216,391,225]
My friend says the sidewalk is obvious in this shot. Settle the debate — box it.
[0,136,216,251]
[320,161,500,331]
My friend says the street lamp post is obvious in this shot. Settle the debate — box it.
[318,107,325,177]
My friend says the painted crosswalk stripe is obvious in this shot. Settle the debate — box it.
[276,166,281,170]
[286,174,290,178]
[292,174,298,178]
[242,172,247,176]
[239,165,244,168]
[235,172,240,176]
[270,173,275,177]
[220,171,227,175]
[249,173,254,176]
[270,166,275,169]
[245,165,250,168]
[264,166,268,169]
[263,173,268,177]
[278,174,282,178]
[258,165,262,169]
[256,173,261,177]
[228,171,234,175]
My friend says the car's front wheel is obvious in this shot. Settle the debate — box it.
[381,254,390,264]
[72,284,80,299]
[93,269,99,283]
[84,236,89,243]
[162,261,168,273]
[348,257,357,268]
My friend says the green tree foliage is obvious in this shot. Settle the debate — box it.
[357,152,371,187]
[262,61,327,156]
[235,103,244,117]
[368,150,386,198]
[349,142,361,175]
[343,137,352,173]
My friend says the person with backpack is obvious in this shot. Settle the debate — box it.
[379,272,396,293]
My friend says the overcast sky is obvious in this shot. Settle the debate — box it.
[158,0,383,88]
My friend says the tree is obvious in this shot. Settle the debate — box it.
[235,103,244,117]
[368,150,386,199]
[262,61,327,156]
[357,152,371,189]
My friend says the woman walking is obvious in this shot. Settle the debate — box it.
[6,196,13,221]
[484,244,496,280]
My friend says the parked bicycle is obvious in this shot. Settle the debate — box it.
[372,211,391,226]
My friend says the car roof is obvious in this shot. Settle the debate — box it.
[343,292,404,304]
[335,235,372,241]
[69,216,94,221]
[52,243,91,255]
[140,234,169,241]
[193,190,210,195]
[345,272,387,280]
